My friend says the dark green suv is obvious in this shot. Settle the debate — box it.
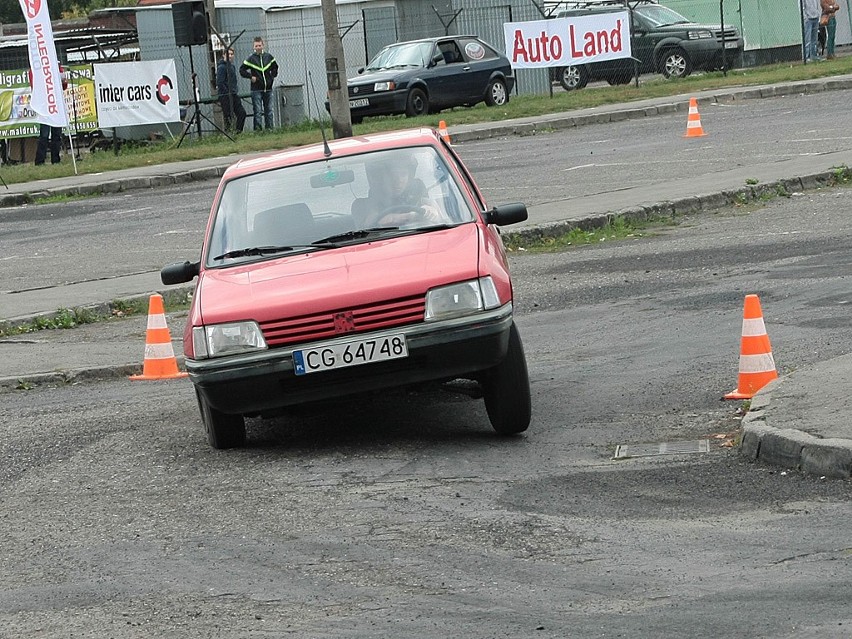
[550,1,743,90]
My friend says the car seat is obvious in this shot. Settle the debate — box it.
[253,203,315,246]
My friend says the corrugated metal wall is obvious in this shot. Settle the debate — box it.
[667,0,852,58]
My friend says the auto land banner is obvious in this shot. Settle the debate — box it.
[503,12,632,68]
[94,60,180,128]
[18,0,68,127]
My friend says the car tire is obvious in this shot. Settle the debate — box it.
[196,388,246,449]
[483,322,531,435]
[606,72,633,85]
[405,88,429,117]
[485,78,508,106]
[661,48,692,78]
[558,65,588,91]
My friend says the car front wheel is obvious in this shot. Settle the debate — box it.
[558,65,588,91]
[485,78,508,106]
[661,49,692,78]
[196,388,246,449]
[405,88,429,117]
[482,323,531,435]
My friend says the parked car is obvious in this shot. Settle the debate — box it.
[343,36,515,122]
[550,0,743,90]
[161,128,532,449]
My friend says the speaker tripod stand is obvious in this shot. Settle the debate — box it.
[176,44,234,148]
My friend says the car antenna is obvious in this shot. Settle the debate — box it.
[307,70,333,158]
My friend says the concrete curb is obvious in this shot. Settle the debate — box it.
[500,168,844,244]
[740,380,852,479]
[0,285,194,334]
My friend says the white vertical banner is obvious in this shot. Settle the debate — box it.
[18,0,68,127]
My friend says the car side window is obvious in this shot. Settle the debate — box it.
[458,38,497,63]
[438,41,463,64]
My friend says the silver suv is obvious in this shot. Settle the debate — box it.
[550,0,743,90]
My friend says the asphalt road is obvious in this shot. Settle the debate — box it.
[2,176,852,636]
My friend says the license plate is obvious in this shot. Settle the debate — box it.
[724,41,738,49]
[293,334,407,375]
[349,98,370,108]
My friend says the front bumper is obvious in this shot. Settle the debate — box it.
[188,304,514,415]
[348,89,410,118]
[684,38,744,69]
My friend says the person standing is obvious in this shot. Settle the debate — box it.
[35,124,61,165]
[803,0,822,61]
[821,0,841,59]
[216,48,246,133]
[32,65,67,165]
[239,36,278,131]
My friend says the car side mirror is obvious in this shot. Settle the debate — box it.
[430,54,443,67]
[161,260,200,285]
[485,202,528,226]
[357,66,365,74]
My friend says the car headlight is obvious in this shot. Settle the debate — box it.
[424,277,501,322]
[192,321,267,359]
[373,81,396,91]
[688,30,713,39]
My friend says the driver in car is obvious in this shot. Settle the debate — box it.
[351,155,446,227]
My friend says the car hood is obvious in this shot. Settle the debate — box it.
[196,225,481,326]
[349,68,419,85]
[657,22,723,32]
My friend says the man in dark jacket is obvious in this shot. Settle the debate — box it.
[239,36,278,130]
[216,48,246,132]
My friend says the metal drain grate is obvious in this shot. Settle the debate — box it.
[613,439,710,459]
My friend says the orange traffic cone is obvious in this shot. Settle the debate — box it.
[724,294,777,400]
[684,97,706,138]
[438,120,451,144]
[129,294,188,381]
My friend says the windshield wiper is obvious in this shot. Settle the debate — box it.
[213,244,333,261]
[313,227,401,244]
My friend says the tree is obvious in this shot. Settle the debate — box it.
[320,0,351,140]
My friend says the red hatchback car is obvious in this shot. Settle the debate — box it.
[162,128,531,448]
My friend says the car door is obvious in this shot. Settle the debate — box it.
[430,39,470,108]
[630,11,657,72]
[456,37,499,103]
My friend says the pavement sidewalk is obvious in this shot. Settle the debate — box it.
[1,75,851,478]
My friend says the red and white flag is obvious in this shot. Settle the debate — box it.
[18,0,68,127]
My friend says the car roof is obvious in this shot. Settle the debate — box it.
[222,128,444,180]
[385,35,481,46]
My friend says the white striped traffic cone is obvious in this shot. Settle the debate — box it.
[684,97,706,137]
[129,294,188,381]
[724,294,777,400]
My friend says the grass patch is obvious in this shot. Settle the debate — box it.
[0,293,192,338]
[504,215,670,252]
[32,192,98,205]
[2,57,852,187]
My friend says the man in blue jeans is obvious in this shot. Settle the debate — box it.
[239,36,279,130]
[803,0,822,61]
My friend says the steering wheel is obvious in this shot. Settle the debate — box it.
[375,204,425,226]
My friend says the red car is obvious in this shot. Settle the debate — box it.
[162,128,531,448]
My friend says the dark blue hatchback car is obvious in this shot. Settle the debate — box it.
[345,36,515,122]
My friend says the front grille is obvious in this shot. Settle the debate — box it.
[349,84,373,97]
[714,29,738,41]
[259,295,426,347]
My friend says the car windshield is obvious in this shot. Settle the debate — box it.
[366,42,433,70]
[206,146,477,267]
[634,5,691,26]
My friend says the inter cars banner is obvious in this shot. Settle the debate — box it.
[18,0,68,126]
[94,60,180,128]
[503,12,632,68]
